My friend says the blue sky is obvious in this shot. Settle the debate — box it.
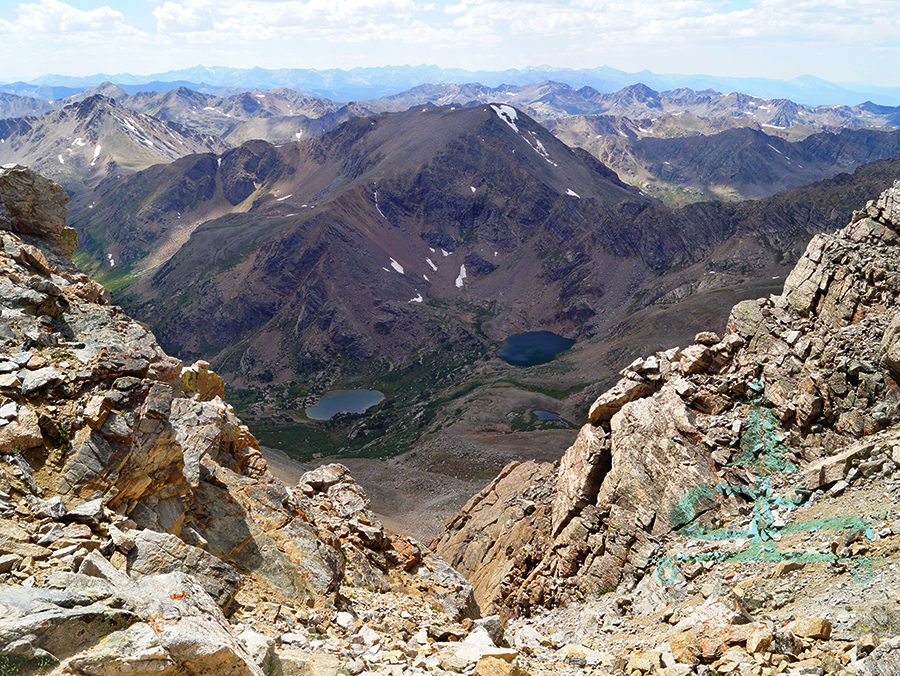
[1,0,898,85]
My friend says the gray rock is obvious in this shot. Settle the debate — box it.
[34,496,67,519]
[64,498,105,525]
[0,553,19,573]
[19,366,64,395]
[863,635,900,676]
[472,615,505,647]
[125,529,242,613]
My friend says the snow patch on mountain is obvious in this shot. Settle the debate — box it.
[490,104,519,132]
[455,264,467,288]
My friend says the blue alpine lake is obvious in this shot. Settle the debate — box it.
[497,331,575,367]
[305,389,385,420]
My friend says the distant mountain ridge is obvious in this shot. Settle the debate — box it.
[0,95,229,194]
[5,64,900,107]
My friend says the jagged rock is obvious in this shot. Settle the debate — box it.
[237,627,277,673]
[126,529,243,612]
[863,635,900,676]
[472,615,505,647]
[746,628,773,655]
[0,407,43,451]
[882,311,900,378]
[181,360,225,401]
[301,463,477,621]
[552,424,609,537]
[800,446,858,489]
[670,630,701,665]
[35,570,262,676]
[431,461,555,617]
[437,181,900,618]
[0,165,76,257]
[588,376,655,424]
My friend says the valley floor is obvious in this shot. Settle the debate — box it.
[260,429,573,542]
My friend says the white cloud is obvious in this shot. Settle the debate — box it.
[154,2,215,33]
[14,0,130,33]
[0,0,898,85]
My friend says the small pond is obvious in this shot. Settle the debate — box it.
[497,331,575,367]
[305,389,385,420]
[533,410,560,420]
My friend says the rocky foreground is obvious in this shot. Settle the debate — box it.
[3,163,900,676]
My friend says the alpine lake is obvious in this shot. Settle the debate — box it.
[497,331,575,367]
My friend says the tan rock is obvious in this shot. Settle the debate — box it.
[0,407,43,451]
[857,632,881,655]
[84,395,113,430]
[678,344,713,374]
[0,373,21,389]
[746,630,773,655]
[181,361,225,401]
[588,376,655,424]
[800,447,857,490]
[670,630,700,666]
[792,617,831,640]
[774,561,805,577]
[474,656,531,676]
[695,332,721,346]
[717,646,753,664]
[626,651,662,674]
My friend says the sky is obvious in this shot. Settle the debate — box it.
[0,0,898,85]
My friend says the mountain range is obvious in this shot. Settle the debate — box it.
[6,64,900,106]
[4,81,900,135]
[3,83,900,211]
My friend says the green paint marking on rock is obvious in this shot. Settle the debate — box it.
[655,377,876,584]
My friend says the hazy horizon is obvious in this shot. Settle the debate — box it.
[1,1,898,88]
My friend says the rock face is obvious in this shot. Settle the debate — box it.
[434,180,900,620]
[0,166,475,673]
[0,164,77,256]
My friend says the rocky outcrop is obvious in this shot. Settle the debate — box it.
[297,463,478,622]
[434,180,900,620]
[0,164,76,256]
[430,461,556,614]
[0,166,478,674]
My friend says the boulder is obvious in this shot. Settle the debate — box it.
[126,529,242,612]
[0,407,43,452]
[0,165,75,257]
[792,617,831,640]
[588,377,655,424]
